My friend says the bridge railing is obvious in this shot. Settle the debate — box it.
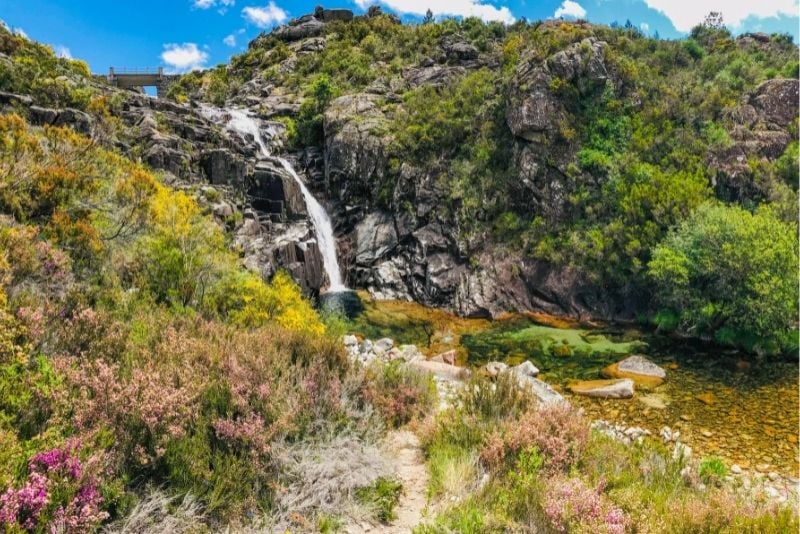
[109,67,165,76]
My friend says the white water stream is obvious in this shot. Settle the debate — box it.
[203,107,346,292]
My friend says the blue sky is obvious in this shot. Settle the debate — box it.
[1,0,797,74]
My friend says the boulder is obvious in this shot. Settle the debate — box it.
[316,7,353,22]
[750,78,799,128]
[602,355,665,388]
[273,16,325,41]
[431,350,457,365]
[569,379,635,399]
[484,361,508,377]
[516,376,566,405]
[410,359,471,381]
[402,65,466,88]
[511,360,540,378]
[397,344,424,362]
[374,337,394,354]
[342,334,358,347]
[142,144,190,179]
[443,38,479,61]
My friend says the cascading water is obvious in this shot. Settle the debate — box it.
[203,106,346,292]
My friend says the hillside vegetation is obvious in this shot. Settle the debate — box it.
[169,12,798,354]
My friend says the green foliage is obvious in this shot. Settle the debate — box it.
[0,25,96,108]
[649,203,798,354]
[356,477,403,523]
[296,74,336,146]
[698,456,728,484]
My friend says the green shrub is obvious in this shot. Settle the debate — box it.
[356,477,403,523]
[649,203,798,354]
[698,456,728,484]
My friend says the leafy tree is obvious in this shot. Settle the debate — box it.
[296,74,336,146]
[648,203,798,354]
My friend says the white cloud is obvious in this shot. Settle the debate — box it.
[193,0,235,9]
[242,2,288,27]
[55,45,72,59]
[640,22,650,31]
[553,0,587,19]
[354,0,514,23]
[642,0,798,31]
[13,27,27,39]
[161,42,209,72]
[223,34,237,46]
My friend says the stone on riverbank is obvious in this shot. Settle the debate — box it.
[511,360,540,378]
[483,361,508,377]
[569,378,635,399]
[410,359,471,382]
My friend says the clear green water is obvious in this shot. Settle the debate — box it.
[345,294,799,476]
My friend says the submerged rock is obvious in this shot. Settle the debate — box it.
[602,354,666,388]
[569,378,635,399]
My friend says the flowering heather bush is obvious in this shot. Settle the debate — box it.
[543,477,630,534]
[0,440,108,532]
[361,360,437,428]
[481,403,588,474]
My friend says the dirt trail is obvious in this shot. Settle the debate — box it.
[344,429,429,533]
[383,429,429,533]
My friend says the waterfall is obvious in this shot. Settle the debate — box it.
[203,106,346,292]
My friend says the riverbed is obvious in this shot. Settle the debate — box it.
[344,293,799,477]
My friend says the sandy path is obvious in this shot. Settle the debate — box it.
[343,429,429,533]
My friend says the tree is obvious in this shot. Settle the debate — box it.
[423,9,434,24]
[648,203,798,355]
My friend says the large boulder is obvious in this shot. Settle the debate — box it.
[602,355,666,388]
[515,375,566,405]
[273,15,325,41]
[749,78,799,128]
[411,359,471,381]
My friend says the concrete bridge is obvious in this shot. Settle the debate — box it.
[101,68,181,97]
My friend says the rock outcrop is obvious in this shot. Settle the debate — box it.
[711,78,799,202]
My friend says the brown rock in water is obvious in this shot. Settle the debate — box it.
[569,378,635,399]
[602,355,666,389]
[696,392,716,405]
